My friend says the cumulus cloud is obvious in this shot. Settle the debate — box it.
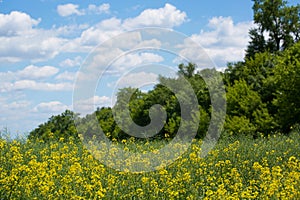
[59,56,82,68]
[0,11,41,36]
[53,24,89,37]
[34,101,70,113]
[192,16,253,47]
[0,64,73,92]
[0,32,66,63]
[114,72,159,89]
[78,17,123,46]
[112,52,164,71]
[0,4,188,63]
[78,50,164,80]
[57,3,110,17]
[88,3,110,14]
[11,80,73,91]
[0,95,35,136]
[57,4,84,17]
[73,96,111,115]
[0,11,64,62]
[0,94,71,136]
[18,65,59,79]
[55,71,77,81]
[0,65,59,82]
[123,3,187,29]
[2,100,31,110]
[188,16,254,67]
[63,3,187,51]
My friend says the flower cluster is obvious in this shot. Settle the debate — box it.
[0,132,299,199]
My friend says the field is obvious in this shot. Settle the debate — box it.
[1,132,299,199]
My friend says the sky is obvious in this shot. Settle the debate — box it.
[0,0,297,137]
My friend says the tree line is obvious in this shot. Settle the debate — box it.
[29,0,300,141]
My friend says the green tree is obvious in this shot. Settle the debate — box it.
[251,0,300,52]
[112,87,143,139]
[225,80,276,136]
[245,28,266,59]
[178,62,196,78]
[29,110,78,141]
[224,52,277,111]
[96,107,116,139]
[271,41,300,132]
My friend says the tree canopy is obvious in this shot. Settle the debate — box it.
[246,0,300,58]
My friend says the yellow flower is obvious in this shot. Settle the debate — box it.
[141,176,150,184]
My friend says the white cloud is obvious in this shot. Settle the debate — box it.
[112,52,164,70]
[2,100,31,110]
[78,17,122,46]
[13,80,72,91]
[0,94,71,137]
[193,16,253,47]
[78,50,164,80]
[123,3,187,29]
[84,47,124,73]
[94,95,111,106]
[0,65,59,82]
[65,3,186,51]
[61,18,122,51]
[114,72,159,88]
[0,4,188,63]
[53,24,89,37]
[135,39,162,49]
[188,16,254,67]
[57,4,84,17]
[0,33,67,63]
[0,11,41,36]
[0,80,73,92]
[34,101,70,113]
[175,38,213,68]
[0,95,35,136]
[59,56,82,68]
[18,65,59,79]
[73,96,111,115]
[88,3,110,14]
[55,71,77,81]
[0,11,64,63]
[57,3,110,17]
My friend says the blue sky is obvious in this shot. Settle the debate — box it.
[0,0,297,137]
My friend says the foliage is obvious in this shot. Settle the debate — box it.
[28,110,79,141]
[84,63,211,140]
[225,79,276,136]
[245,28,266,59]
[224,41,300,136]
[246,0,300,58]
[271,42,300,132]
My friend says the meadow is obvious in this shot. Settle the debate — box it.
[1,0,299,199]
[1,131,299,199]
